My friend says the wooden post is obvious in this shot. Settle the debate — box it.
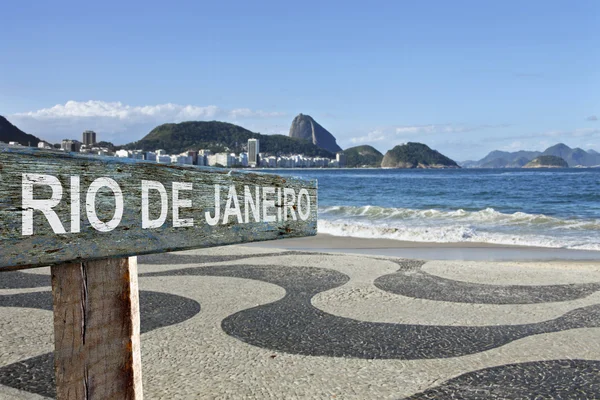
[51,257,142,400]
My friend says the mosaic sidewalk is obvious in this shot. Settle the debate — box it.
[1,247,599,399]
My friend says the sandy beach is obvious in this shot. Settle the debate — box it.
[1,240,599,399]
[249,233,600,261]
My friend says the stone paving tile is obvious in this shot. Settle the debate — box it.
[375,269,600,304]
[405,359,600,400]
[0,246,598,399]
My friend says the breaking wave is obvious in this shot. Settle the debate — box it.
[317,206,600,251]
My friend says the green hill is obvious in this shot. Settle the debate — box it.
[523,155,569,168]
[341,145,383,167]
[0,116,41,147]
[381,142,459,168]
[124,121,334,157]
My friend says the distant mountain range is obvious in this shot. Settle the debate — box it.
[5,112,597,169]
[543,143,600,167]
[0,115,41,147]
[123,120,335,158]
[462,143,600,168]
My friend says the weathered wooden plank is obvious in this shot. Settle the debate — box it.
[51,257,142,400]
[0,146,317,269]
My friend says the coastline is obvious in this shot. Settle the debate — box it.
[247,233,600,261]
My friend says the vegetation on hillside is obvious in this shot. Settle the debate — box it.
[124,121,334,157]
[341,145,383,167]
[381,142,459,168]
[523,155,569,168]
[0,116,41,147]
[96,141,116,151]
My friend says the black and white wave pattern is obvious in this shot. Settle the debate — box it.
[0,251,598,399]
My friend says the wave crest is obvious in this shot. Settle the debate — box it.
[317,206,600,250]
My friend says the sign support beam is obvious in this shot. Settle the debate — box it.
[51,257,143,400]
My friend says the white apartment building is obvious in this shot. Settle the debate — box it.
[238,152,249,167]
[115,149,130,158]
[171,155,193,165]
[260,156,277,168]
[215,152,233,167]
[37,141,53,149]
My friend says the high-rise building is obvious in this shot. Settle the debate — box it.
[248,139,259,167]
[197,149,212,166]
[61,139,81,152]
[185,150,198,165]
[336,152,346,168]
[82,130,97,146]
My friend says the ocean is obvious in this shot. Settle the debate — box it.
[267,168,600,251]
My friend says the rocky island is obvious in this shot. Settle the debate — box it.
[523,155,569,168]
[381,142,460,169]
[341,145,383,167]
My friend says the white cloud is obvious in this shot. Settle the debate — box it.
[539,128,600,138]
[15,100,221,121]
[349,130,387,144]
[501,141,525,151]
[10,100,286,144]
[13,101,288,121]
[228,108,286,119]
[395,125,439,134]
[572,128,600,137]
[395,124,510,135]
[347,123,510,147]
[586,115,598,121]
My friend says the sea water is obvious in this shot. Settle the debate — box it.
[267,168,600,251]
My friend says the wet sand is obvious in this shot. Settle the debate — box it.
[248,233,600,261]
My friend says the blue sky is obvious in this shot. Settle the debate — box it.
[1,0,598,160]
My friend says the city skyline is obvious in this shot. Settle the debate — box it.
[1,1,598,160]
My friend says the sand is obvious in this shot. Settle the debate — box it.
[248,233,600,261]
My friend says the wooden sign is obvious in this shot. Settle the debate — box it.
[0,145,318,399]
[0,145,317,270]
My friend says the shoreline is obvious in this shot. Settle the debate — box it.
[247,233,600,261]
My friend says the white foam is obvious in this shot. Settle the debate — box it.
[319,206,597,227]
[317,206,600,251]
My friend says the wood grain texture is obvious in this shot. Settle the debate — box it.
[0,146,317,269]
[51,257,142,400]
